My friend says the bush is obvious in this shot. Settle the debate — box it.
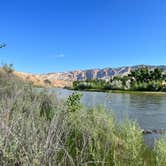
[155,137,166,166]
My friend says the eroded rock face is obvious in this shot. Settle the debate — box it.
[15,65,166,87]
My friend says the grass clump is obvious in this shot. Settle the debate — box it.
[155,137,166,166]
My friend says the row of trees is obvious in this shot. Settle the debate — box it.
[129,67,165,82]
[73,67,166,92]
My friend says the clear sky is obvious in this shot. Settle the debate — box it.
[0,0,166,73]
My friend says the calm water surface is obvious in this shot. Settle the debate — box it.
[53,88,166,145]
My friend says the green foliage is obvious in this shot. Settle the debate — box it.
[61,107,145,165]
[129,67,164,83]
[73,79,111,91]
[113,75,122,81]
[39,93,55,121]
[73,67,166,92]
[66,92,82,112]
[155,137,166,166]
[115,120,144,165]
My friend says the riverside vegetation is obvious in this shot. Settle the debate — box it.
[0,65,166,165]
[73,67,166,92]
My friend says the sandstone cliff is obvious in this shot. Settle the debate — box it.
[15,65,166,88]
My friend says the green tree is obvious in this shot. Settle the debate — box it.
[129,67,149,82]
[153,68,163,81]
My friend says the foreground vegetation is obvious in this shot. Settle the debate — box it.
[73,67,166,92]
[0,66,166,165]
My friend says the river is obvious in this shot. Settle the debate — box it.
[52,88,166,146]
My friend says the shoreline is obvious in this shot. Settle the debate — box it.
[66,88,166,95]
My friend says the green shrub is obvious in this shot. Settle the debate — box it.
[115,120,144,166]
[66,92,82,113]
[155,137,166,166]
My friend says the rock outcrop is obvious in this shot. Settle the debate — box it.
[15,65,166,87]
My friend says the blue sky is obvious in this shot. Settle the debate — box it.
[0,0,166,73]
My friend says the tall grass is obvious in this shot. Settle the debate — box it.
[0,68,166,165]
[155,137,166,166]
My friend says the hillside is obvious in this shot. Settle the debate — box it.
[15,65,166,87]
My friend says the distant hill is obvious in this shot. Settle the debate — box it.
[15,65,166,88]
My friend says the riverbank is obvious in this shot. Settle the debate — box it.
[67,87,166,95]
[110,90,166,95]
